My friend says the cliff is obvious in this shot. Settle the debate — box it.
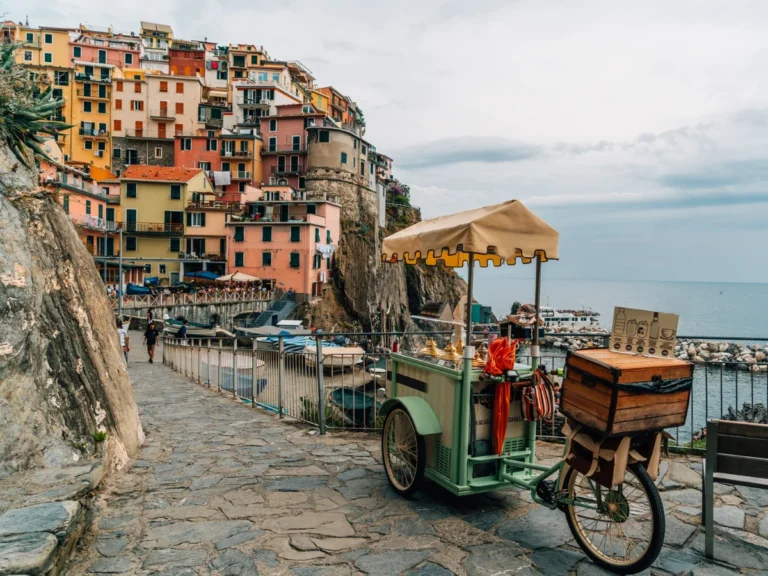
[0,144,142,476]
[303,169,466,342]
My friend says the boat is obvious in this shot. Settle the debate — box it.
[329,388,382,427]
[236,320,312,347]
[162,314,224,338]
[304,345,365,372]
[538,306,601,330]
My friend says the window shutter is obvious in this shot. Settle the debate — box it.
[186,212,192,226]
[200,213,206,227]
[115,99,122,110]
[315,228,320,242]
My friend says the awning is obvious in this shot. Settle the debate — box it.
[216,271,260,283]
[185,270,219,280]
[381,199,559,268]
[315,243,335,259]
[213,171,231,186]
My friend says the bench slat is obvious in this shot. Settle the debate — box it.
[713,472,768,490]
[713,420,768,440]
[717,454,768,479]
[718,434,768,459]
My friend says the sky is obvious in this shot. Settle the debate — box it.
[17,0,768,283]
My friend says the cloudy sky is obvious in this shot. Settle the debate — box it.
[19,0,768,283]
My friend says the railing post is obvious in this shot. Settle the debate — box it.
[278,335,284,419]
[217,339,222,393]
[197,339,202,384]
[233,338,238,399]
[206,339,211,387]
[315,335,326,435]
[251,338,257,408]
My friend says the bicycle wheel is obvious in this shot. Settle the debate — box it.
[564,463,664,575]
[382,408,425,497]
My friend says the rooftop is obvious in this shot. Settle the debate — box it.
[121,166,202,182]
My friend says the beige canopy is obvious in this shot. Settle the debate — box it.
[216,271,260,282]
[381,200,559,268]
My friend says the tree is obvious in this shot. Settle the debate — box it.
[0,41,70,166]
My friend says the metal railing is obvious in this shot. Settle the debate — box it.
[76,89,110,99]
[221,150,253,158]
[112,291,273,310]
[79,128,110,138]
[231,171,251,180]
[271,163,303,175]
[120,221,183,234]
[71,214,119,231]
[149,109,176,119]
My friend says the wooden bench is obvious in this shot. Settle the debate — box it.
[703,419,768,558]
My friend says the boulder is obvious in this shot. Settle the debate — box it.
[700,342,709,351]
[693,356,706,364]
[0,143,142,475]
[699,350,711,360]
[687,346,697,357]
[755,351,766,362]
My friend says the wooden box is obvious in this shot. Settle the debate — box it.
[561,348,693,436]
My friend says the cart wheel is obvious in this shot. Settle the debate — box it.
[381,407,425,497]
[564,463,664,575]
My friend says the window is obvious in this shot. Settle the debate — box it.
[176,82,184,93]
[159,80,168,92]
[239,182,246,192]
[24,50,32,61]
[187,212,205,227]
[262,252,272,266]
[126,149,138,165]
[206,139,217,151]
[44,33,53,44]
[235,252,244,267]
[54,71,69,86]
[115,99,122,110]
[170,238,180,252]
[125,53,133,65]
[250,55,258,65]
[26,32,34,43]
[170,184,181,199]
[290,226,300,242]
[272,73,280,82]
[181,139,192,151]
[353,140,357,150]
[319,130,330,142]
[233,55,245,67]
[198,161,211,171]
[362,145,367,154]
[159,264,166,274]
[97,102,107,114]
[221,162,230,172]
[98,204,103,218]
[133,82,141,93]
[113,119,122,131]
[126,183,137,198]
[84,140,93,150]
[258,72,268,82]
[262,227,272,242]
[268,137,276,152]
[313,254,322,269]
[327,230,332,243]
[269,119,276,132]
[360,162,365,176]
[131,100,143,111]
[85,200,92,214]
[340,152,347,164]
[234,226,245,242]
[113,148,121,158]
[144,264,152,274]
[315,227,321,242]
[155,147,163,158]
[43,53,53,63]
[217,69,228,81]
[126,237,137,251]
[175,123,183,135]
[304,117,315,129]
[116,80,123,92]
[175,102,184,114]
[98,141,106,151]
[63,195,69,213]
[289,253,300,268]
[292,135,301,151]
[298,176,306,190]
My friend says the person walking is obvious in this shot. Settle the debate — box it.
[116,319,129,363]
[143,321,160,364]
[178,320,188,341]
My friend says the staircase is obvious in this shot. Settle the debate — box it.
[246,292,296,328]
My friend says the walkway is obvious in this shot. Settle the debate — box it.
[67,336,768,575]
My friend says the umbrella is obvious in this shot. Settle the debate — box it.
[185,270,220,281]
[216,271,260,283]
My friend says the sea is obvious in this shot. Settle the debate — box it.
[472,277,768,339]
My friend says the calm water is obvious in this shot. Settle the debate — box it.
[472,277,768,339]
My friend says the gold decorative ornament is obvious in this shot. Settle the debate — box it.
[418,338,440,357]
[440,342,461,364]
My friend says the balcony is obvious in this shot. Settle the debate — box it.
[75,73,111,84]
[149,109,176,121]
[76,89,109,100]
[236,116,261,127]
[122,130,174,140]
[240,97,271,109]
[230,171,252,181]
[203,117,223,129]
[140,53,169,62]
[72,214,119,231]
[263,144,307,154]
[120,222,183,235]
[187,200,241,211]
[221,150,253,159]
[271,162,304,176]
[79,128,110,139]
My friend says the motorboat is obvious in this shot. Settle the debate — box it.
[304,345,365,372]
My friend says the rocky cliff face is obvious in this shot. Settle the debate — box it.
[304,170,466,342]
[0,144,142,476]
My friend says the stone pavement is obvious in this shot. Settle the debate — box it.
[66,338,768,575]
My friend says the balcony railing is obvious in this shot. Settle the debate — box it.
[75,73,111,84]
[236,116,261,126]
[263,143,307,154]
[79,128,110,139]
[271,163,304,175]
[80,55,130,67]
[76,89,109,100]
[120,222,183,235]
[187,200,241,211]
[149,109,176,120]
[221,150,253,159]
[140,53,169,62]
[72,214,119,231]
[203,117,223,128]
[122,130,174,139]
[53,173,104,196]
[230,171,252,181]
[239,97,271,108]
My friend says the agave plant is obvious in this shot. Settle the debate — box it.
[0,41,71,167]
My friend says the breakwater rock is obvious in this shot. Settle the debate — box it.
[675,340,768,371]
[541,330,609,352]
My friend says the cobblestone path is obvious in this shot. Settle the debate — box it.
[67,338,768,575]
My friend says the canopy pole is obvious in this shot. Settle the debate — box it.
[458,254,475,488]
[528,253,543,468]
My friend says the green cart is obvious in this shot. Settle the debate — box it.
[378,200,666,575]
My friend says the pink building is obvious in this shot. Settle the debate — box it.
[259,103,325,190]
[70,30,140,69]
[225,185,340,299]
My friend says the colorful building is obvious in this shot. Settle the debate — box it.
[226,186,340,299]
[168,39,205,77]
[229,81,301,131]
[139,21,172,73]
[119,166,218,284]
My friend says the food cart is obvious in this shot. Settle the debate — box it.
[378,200,683,575]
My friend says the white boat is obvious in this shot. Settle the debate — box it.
[539,306,601,330]
[304,345,365,371]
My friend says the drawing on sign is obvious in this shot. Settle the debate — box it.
[610,307,678,358]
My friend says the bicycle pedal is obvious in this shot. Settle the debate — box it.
[536,480,556,504]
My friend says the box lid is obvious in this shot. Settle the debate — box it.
[567,348,693,384]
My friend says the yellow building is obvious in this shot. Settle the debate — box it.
[119,165,215,284]
[310,90,329,115]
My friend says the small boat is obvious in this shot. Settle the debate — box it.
[304,345,365,372]
[329,388,382,427]
[162,315,219,338]
[236,320,311,346]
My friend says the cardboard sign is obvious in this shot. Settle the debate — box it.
[609,307,679,358]
[473,382,525,443]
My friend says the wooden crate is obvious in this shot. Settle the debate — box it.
[561,348,693,436]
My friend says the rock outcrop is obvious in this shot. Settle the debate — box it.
[0,143,142,476]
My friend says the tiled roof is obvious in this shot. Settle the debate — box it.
[121,166,202,182]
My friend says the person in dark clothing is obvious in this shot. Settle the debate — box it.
[144,322,160,363]
[178,320,188,340]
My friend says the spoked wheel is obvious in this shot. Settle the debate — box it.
[564,463,664,575]
[382,408,425,497]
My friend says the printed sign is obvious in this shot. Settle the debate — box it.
[473,389,525,442]
[609,307,679,358]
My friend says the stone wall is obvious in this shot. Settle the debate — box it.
[112,138,174,175]
[0,143,142,475]
[305,167,377,223]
